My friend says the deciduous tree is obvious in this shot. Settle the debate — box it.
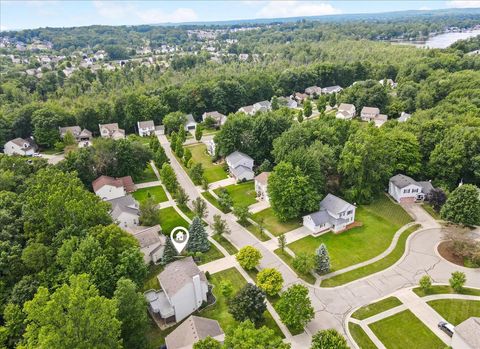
[236,246,262,270]
[256,268,283,296]
[441,184,480,226]
[228,284,266,326]
[275,284,314,332]
[310,329,349,349]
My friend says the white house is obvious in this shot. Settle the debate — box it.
[398,112,412,122]
[99,123,125,140]
[255,172,270,202]
[185,114,197,131]
[238,105,255,116]
[108,195,140,229]
[132,225,166,264]
[202,111,227,127]
[59,126,92,146]
[388,174,434,203]
[226,151,254,182]
[3,138,35,156]
[336,103,356,120]
[360,106,380,121]
[252,100,271,113]
[165,316,224,349]
[92,175,135,201]
[374,114,388,127]
[451,317,480,349]
[206,139,216,156]
[137,120,155,137]
[303,194,356,234]
[146,257,209,323]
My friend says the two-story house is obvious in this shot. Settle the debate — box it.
[92,175,135,201]
[388,174,434,203]
[99,123,125,140]
[303,194,356,234]
[145,257,209,323]
[108,195,140,229]
[59,126,92,147]
[202,111,227,128]
[254,172,270,202]
[360,107,380,121]
[336,103,356,120]
[3,137,35,156]
[137,120,155,137]
[226,151,254,182]
[132,225,166,264]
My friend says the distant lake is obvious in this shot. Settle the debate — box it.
[425,29,480,49]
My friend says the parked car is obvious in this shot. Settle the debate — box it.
[438,321,454,337]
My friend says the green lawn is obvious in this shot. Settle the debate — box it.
[132,185,168,204]
[321,225,421,287]
[369,310,445,349]
[158,207,190,235]
[133,163,159,184]
[348,322,377,349]
[244,221,270,242]
[197,243,225,265]
[146,316,179,349]
[289,195,412,272]
[214,182,257,207]
[274,248,316,284]
[422,204,441,220]
[142,263,164,292]
[428,299,480,325]
[178,204,196,220]
[200,268,284,338]
[351,297,403,320]
[212,234,238,255]
[186,143,228,183]
[202,191,231,213]
[252,208,302,236]
[413,285,480,297]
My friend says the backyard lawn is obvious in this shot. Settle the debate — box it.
[200,268,284,338]
[288,194,413,272]
[133,163,158,184]
[186,143,228,183]
[351,297,402,320]
[214,181,257,207]
[132,185,168,204]
[348,323,377,349]
[158,207,190,234]
[369,310,445,349]
[252,208,302,236]
[427,299,480,325]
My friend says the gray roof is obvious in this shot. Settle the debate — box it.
[454,317,480,348]
[254,100,271,108]
[108,195,139,219]
[361,106,380,115]
[226,151,253,168]
[239,105,255,114]
[320,194,355,214]
[133,225,165,249]
[8,137,32,149]
[165,316,224,349]
[59,126,81,136]
[138,120,155,129]
[418,181,434,195]
[338,103,355,113]
[308,209,331,225]
[322,85,342,93]
[158,257,207,297]
[186,114,196,124]
[231,165,254,179]
[389,174,418,189]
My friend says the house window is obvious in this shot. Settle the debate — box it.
[347,210,353,215]
[403,189,410,193]
[412,188,418,193]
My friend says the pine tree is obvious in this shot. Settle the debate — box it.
[315,243,330,274]
[162,238,177,265]
[187,217,210,253]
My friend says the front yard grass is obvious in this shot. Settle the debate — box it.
[133,163,159,184]
[252,207,302,236]
[186,143,228,183]
[200,268,284,338]
[214,181,257,207]
[158,207,190,235]
[212,234,238,255]
[197,243,224,265]
[348,322,377,349]
[413,285,480,297]
[351,297,402,320]
[289,194,412,273]
[274,248,316,284]
[321,224,421,287]
[427,299,480,325]
[133,185,168,204]
[369,310,445,349]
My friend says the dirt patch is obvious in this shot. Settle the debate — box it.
[438,240,468,267]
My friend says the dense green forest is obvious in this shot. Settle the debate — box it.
[1,10,480,348]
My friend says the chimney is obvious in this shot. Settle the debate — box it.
[192,274,203,307]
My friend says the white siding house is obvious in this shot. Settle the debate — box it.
[137,120,155,137]
[132,225,166,264]
[108,195,140,229]
[388,174,434,203]
[92,175,135,201]
[3,138,35,156]
[226,151,254,182]
[99,123,125,140]
[303,194,356,234]
[336,103,356,120]
[255,172,270,202]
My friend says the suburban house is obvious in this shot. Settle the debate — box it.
[252,100,272,113]
[202,111,227,127]
[322,85,343,94]
[206,139,216,156]
[305,85,322,96]
[360,107,380,121]
[451,317,480,349]
[238,105,255,116]
[398,112,412,122]
[278,96,298,109]
[226,151,254,181]
[3,137,35,156]
[185,114,197,131]
[145,257,209,323]
[255,172,270,202]
[92,175,135,201]
[303,194,356,234]
[137,120,155,137]
[132,225,166,264]
[165,316,225,349]
[59,126,92,147]
[108,194,140,229]
[388,174,434,203]
[336,103,356,120]
[294,92,308,103]
[99,123,125,140]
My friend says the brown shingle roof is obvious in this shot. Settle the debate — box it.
[165,316,224,349]
[92,175,135,193]
[255,172,270,185]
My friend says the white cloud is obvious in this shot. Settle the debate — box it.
[256,1,340,18]
[447,1,480,8]
[136,7,198,23]
[93,1,135,20]
[0,25,8,31]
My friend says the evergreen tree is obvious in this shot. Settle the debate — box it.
[153,147,169,169]
[315,243,330,275]
[187,217,210,253]
[149,135,160,152]
[195,124,203,141]
[175,137,184,158]
[170,132,177,151]
[162,238,177,264]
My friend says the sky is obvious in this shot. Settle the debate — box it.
[1,0,480,31]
